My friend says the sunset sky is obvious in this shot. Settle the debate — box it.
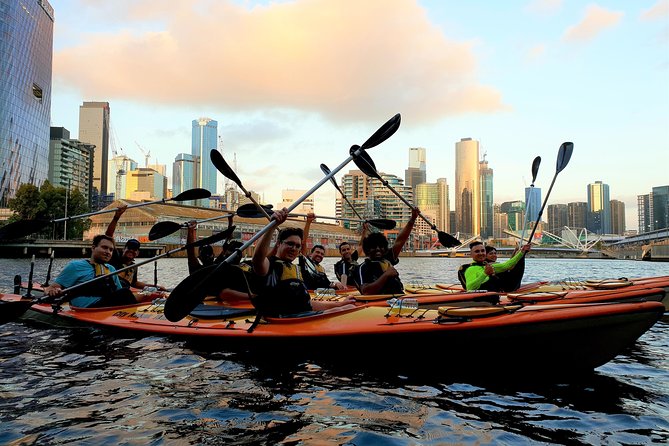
[49,0,669,230]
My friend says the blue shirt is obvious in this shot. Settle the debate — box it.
[55,259,122,307]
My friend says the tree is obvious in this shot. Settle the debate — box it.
[4,181,91,239]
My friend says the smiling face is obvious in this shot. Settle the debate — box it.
[122,246,139,262]
[339,243,352,261]
[486,249,497,263]
[310,246,325,264]
[277,235,302,262]
[92,239,115,264]
[470,244,487,263]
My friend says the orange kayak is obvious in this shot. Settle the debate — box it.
[2,292,663,376]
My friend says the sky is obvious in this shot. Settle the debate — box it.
[49,0,669,230]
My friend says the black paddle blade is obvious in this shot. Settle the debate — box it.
[0,299,34,324]
[149,221,183,241]
[531,156,541,184]
[0,219,50,240]
[320,164,343,193]
[437,231,461,248]
[556,142,573,174]
[210,150,243,187]
[367,219,396,230]
[361,113,401,150]
[164,263,224,321]
[350,147,381,179]
[237,203,273,218]
[173,188,211,201]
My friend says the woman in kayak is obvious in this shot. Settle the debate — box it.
[252,208,354,316]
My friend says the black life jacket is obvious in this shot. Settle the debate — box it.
[253,257,312,317]
[352,258,404,295]
[299,255,331,290]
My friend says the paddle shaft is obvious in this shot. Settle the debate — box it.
[288,212,374,225]
[218,149,367,266]
[52,192,202,223]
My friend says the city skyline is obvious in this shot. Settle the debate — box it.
[45,0,668,230]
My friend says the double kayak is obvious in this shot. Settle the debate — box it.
[0,291,664,376]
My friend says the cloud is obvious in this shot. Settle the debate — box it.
[563,4,623,43]
[526,44,546,61]
[53,0,505,124]
[640,0,669,21]
[525,0,563,16]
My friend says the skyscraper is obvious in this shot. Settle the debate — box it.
[637,194,653,233]
[479,158,493,239]
[437,178,449,233]
[652,186,669,230]
[568,202,588,230]
[587,181,611,234]
[79,102,110,195]
[610,199,626,235]
[547,203,568,233]
[0,0,54,206]
[455,138,480,237]
[192,117,218,204]
[524,187,542,223]
[172,153,198,196]
[107,155,138,199]
[404,147,426,193]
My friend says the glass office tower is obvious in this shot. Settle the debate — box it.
[0,0,54,206]
[192,117,218,206]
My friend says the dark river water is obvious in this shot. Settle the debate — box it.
[1,256,668,445]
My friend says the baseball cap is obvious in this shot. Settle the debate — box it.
[125,239,141,250]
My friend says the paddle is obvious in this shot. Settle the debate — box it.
[518,156,542,246]
[524,142,573,249]
[0,228,235,324]
[148,203,270,240]
[0,188,212,240]
[351,149,460,248]
[236,205,397,230]
[164,113,402,322]
[320,163,365,220]
[210,149,273,220]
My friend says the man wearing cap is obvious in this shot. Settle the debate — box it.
[106,205,166,290]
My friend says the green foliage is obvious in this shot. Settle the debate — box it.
[4,181,91,239]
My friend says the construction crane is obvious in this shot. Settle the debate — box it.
[135,141,151,168]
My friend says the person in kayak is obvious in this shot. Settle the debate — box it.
[484,245,526,292]
[300,213,345,291]
[351,208,418,295]
[105,206,167,291]
[459,241,531,291]
[42,234,138,308]
[186,220,215,274]
[252,208,354,317]
[333,225,369,286]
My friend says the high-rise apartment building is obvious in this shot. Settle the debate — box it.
[637,193,653,233]
[500,201,524,232]
[79,102,110,196]
[479,158,493,239]
[455,138,480,237]
[610,199,626,235]
[48,127,94,203]
[0,0,54,206]
[192,118,218,204]
[415,182,439,246]
[547,203,568,233]
[568,202,588,230]
[172,153,198,196]
[404,147,426,193]
[277,189,314,214]
[587,181,611,234]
